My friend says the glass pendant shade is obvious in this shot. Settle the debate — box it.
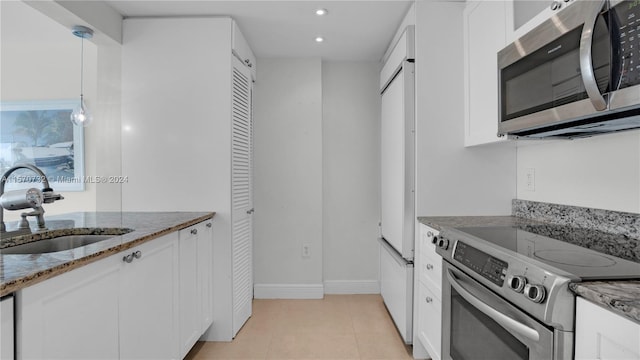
[70,25,94,127]
[71,95,93,126]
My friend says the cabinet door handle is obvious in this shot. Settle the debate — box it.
[191,228,198,235]
[425,297,433,303]
[133,250,142,259]
[206,222,212,228]
[123,254,134,263]
[246,208,254,214]
[426,264,434,270]
[427,231,433,237]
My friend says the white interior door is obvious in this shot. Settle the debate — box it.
[231,55,253,336]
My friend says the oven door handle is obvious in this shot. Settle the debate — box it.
[579,0,607,111]
[446,268,540,342]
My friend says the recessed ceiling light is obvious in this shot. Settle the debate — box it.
[315,36,324,43]
[315,8,328,16]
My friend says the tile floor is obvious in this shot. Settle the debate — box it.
[184,294,416,360]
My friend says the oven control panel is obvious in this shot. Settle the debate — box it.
[453,241,508,287]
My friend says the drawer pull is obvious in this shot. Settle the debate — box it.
[123,254,134,263]
[426,264,434,270]
[427,231,433,237]
[191,228,198,235]
[133,250,142,259]
[206,222,212,228]
[425,297,433,303]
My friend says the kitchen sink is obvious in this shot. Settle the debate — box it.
[2,234,117,255]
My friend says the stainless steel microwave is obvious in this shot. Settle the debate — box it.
[498,0,640,138]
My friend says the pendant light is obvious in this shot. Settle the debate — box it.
[70,25,94,126]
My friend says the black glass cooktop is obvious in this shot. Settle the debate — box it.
[455,225,640,281]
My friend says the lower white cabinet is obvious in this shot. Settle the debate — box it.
[17,220,213,360]
[179,220,214,359]
[119,232,180,360]
[417,283,442,360]
[198,221,214,333]
[179,226,200,358]
[1,296,14,360]
[575,297,640,360]
[415,223,442,360]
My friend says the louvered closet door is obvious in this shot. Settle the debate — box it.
[231,55,253,336]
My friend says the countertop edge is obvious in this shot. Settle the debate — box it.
[0,212,214,297]
[569,282,640,324]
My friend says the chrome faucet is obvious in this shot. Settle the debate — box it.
[0,164,63,234]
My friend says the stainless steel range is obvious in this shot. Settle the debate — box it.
[435,224,640,360]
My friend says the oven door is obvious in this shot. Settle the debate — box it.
[442,262,555,360]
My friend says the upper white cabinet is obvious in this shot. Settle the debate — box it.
[122,17,254,341]
[232,21,257,80]
[575,297,640,360]
[463,1,509,146]
[506,0,577,43]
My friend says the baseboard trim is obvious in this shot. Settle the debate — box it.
[254,284,324,299]
[323,280,380,294]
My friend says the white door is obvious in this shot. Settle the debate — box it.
[231,55,253,336]
[380,62,415,259]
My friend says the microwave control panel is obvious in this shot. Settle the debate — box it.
[616,0,640,88]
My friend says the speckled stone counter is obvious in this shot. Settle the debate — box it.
[417,215,544,232]
[0,211,214,297]
[570,281,640,324]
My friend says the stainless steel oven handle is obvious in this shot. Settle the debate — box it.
[579,0,607,111]
[446,268,540,342]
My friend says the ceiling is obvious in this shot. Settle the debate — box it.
[104,0,413,61]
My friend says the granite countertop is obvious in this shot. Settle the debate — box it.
[0,211,214,297]
[570,281,640,324]
[418,215,640,324]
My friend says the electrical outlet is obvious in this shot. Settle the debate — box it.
[525,168,535,191]
[302,244,310,258]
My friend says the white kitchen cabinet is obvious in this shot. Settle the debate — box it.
[463,1,509,146]
[232,20,256,80]
[575,297,640,360]
[414,223,442,360]
[506,0,577,44]
[122,17,255,341]
[417,282,442,360]
[16,225,214,360]
[119,232,180,360]
[179,225,200,358]
[198,220,214,333]
[18,246,122,359]
[178,219,214,357]
[1,296,14,360]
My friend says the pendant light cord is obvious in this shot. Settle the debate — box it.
[80,36,84,99]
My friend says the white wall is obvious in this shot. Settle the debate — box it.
[253,58,324,297]
[322,61,381,294]
[0,1,122,220]
[517,131,640,213]
[415,1,516,217]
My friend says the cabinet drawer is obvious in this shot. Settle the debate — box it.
[417,282,442,360]
[418,254,442,295]
[418,224,442,292]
